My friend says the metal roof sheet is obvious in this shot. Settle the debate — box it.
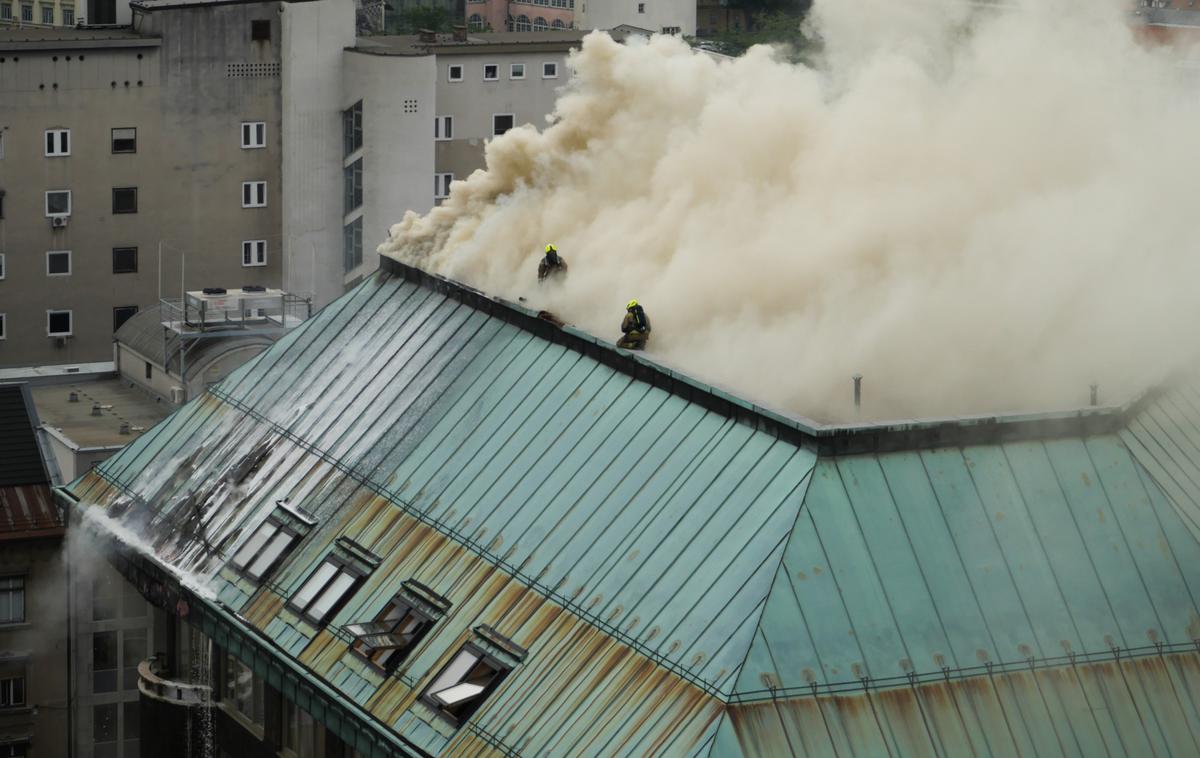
[65,266,1200,756]
[0,383,48,486]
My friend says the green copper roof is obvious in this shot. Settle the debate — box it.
[67,260,1200,756]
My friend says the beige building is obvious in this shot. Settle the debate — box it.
[0,8,284,370]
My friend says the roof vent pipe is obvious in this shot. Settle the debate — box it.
[119,421,131,435]
[91,403,102,417]
[853,374,862,412]
[1090,383,1098,407]
[68,391,79,403]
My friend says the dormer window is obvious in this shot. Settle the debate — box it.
[228,501,314,582]
[289,537,379,626]
[344,580,449,673]
[421,626,525,727]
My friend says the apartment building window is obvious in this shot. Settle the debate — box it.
[435,173,453,200]
[343,217,362,273]
[512,14,530,31]
[40,4,51,22]
[533,17,548,30]
[289,557,364,625]
[20,5,31,23]
[483,63,499,81]
[112,247,137,274]
[447,64,463,82]
[112,187,138,214]
[343,100,363,157]
[421,644,513,726]
[241,121,266,149]
[242,181,267,207]
[0,578,24,623]
[250,19,270,41]
[123,701,140,757]
[662,26,681,34]
[111,127,136,153]
[62,6,73,23]
[45,129,70,156]
[510,63,525,79]
[222,653,264,726]
[45,190,71,217]
[638,2,645,12]
[0,665,25,708]
[435,115,453,141]
[552,18,565,29]
[0,5,11,20]
[467,13,484,30]
[492,114,514,136]
[0,254,5,280]
[94,703,117,752]
[47,310,72,337]
[241,239,267,268]
[93,631,118,692]
[542,62,558,78]
[0,314,6,341]
[113,306,138,332]
[343,158,363,214]
[46,250,71,276]
[283,700,317,755]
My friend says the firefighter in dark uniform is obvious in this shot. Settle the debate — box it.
[538,244,567,282]
[617,299,651,350]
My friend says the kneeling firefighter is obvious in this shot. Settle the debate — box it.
[617,299,651,350]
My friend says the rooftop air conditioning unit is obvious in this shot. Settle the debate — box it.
[50,216,68,229]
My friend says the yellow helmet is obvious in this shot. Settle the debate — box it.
[627,299,639,310]
[545,244,557,253]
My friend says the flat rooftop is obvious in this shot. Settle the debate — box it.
[353,29,596,56]
[0,27,160,49]
[32,379,170,449]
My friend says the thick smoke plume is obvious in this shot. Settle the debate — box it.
[381,0,1200,422]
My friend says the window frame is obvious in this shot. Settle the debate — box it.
[343,100,363,157]
[343,217,363,273]
[0,666,26,709]
[40,4,52,23]
[229,515,301,582]
[420,643,512,727]
[44,128,70,157]
[62,6,73,24]
[434,173,453,200]
[346,600,436,674]
[288,556,366,626]
[0,313,6,341]
[447,64,464,82]
[492,113,515,137]
[343,158,363,215]
[112,187,138,214]
[435,115,453,141]
[542,61,559,79]
[241,121,266,149]
[113,305,138,333]
[242,239,267,267]
[111,127,137,154]
[509,63,525,80]
[20,4,31,22]
[482,63,499,82]
[45,190,71,217]
[46,250,71,277]
[242,181,267,208]
[47,309,72,337]
[0,577,24,625]
[0,4,12,20]
[112,247,138,274]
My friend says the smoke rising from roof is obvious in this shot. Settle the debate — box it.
[380,0,1200,422]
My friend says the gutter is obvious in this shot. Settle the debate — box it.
[54,487,431,758]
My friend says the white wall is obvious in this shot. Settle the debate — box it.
[578,0,696,35]
[343,51,437,280]
[281,0,357,307]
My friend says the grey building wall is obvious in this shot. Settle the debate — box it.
[0,536,69,758]
[343,50,435,279]
[0,4,285,369]
[432,47,569,188]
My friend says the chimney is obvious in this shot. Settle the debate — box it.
[418,28,437,43]
[452,25,467,42]
[119,421,131,435]
[1089,383,1099,407]
[852,374,862,412]
[91,403,102,417]
[68,391,79,403]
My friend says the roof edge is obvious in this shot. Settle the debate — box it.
[380,256,1135,454]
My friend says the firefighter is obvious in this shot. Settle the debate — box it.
[538,244,567,282]
[617,299,651,350]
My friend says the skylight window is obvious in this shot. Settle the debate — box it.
[230,517,300,581]
[344,581,449,673]
[423,647,508,724]
[421,626,525,726]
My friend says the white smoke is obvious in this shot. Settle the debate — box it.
[380,0,1200,422]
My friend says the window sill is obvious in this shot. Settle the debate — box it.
[0,622,30,631]
[0,705,32,715]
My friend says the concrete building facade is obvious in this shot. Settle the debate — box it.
[465,0,695,35]
[0,12,284,369]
